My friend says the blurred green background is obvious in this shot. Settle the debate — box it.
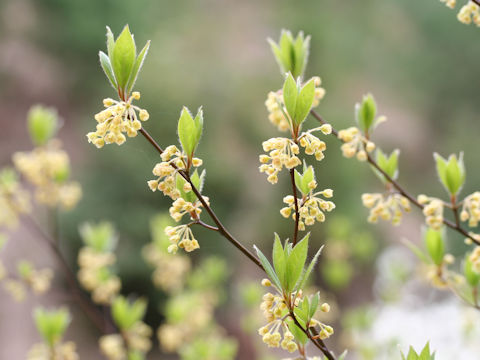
[1,0,480,359]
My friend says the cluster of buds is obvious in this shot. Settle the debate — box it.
[77,247,121,304]
[338,127,375,161]
[27,342,78,360]
[142,243,190,292]
[281,190,335,229]
[362,192,411,225]
[99,322,152,360]
[165,225,199,253]
[148,145,203,200]
[169,197,207,223]
[0,168,30,230]
[259,138,301,184]
[258,292,298,352]
[298,125,332,161]
[87,92,149,148]
[460,192,480,227]
[418,195,444,230]
[18,261,53,295]
[457,1,480,25]
[469,246,480,273]
[265,77,326,132]
[12,141,82,210]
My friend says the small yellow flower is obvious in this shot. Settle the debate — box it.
[457,1,480,26]
[362,192,411,225]
[418,195,444,230]
[259,138,301,184]
[338,127,376,160]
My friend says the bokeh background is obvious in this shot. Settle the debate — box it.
[1,0,480,359]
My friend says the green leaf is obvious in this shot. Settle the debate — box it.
[424,227,444,266]
[293,78,315,126]
[112,25,136,92]
[301,165,315,192]
[286,318,309,345]
[106,26,115,59]
[294,169,306,195]
[403,239,429,264]
[293,32,310,79]
[283,73,298,123]
[297,245,324,291]
[27,105,59,146]
[176,173,196,203]
[112,297,146,331]
[99,51,117,90]
[434,153,465,196]
[373,149,400,182]
[178,107,203,159]
[309,292,320,319]
[33,308,71,347]
[355,93,377,134]
[127,40,150,94]
[272,234,287,289]
[286,233,309,292]
[268,30,310,79]
[464,254,480,287]
[253,245,282,290]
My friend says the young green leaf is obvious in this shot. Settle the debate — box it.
[286,233,309,292]
[285,318,309,345]
[297,244,324,291]
[293,78,315,126]
[309,292,320,320]
[106,26,115,59]
[127,40,151,94]
[355,93,376,134]
[112,25,136,92]
[33,307,71,347]
[27,105,59,146]
[272,234,287,289]
[424,227,444,266]
[268,30,310,79]
[403,239,429,264]
[283,73,298,123]
[253,245,282,290]
[112,297,147,331]
[99,51,117,90]
[434,153,465,196]
[178,107,203,159]
[374,149,399,182]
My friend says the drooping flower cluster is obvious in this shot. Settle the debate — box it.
[361,192,411,225]
[280,190,335,230]
[99,322,152,360]
[265,77,326,132]
[0,168,30,231]
[27,342,79,360]
[298,125,332,161]
[259,138,301,184]
[469,246,480,273]
[338,127,375,161]
[77,223,120,305]
[457,1,480,25]
[418,195,445,230]
[460,192,480,227]
[87,92,149,148]
[12,140,82,209]
[147,145,202,200]
[164,224,199,254]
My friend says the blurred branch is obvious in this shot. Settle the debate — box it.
[309,109,480,246]
[23,214,114,334]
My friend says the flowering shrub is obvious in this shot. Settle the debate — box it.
[2,4,480,358]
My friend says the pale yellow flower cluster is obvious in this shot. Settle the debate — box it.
[169,197,207,223]
[27,341,78,360]
[12,141,81,210]
[0,171,30,230]
[426,265,449,289]
[298,125,332,161]
[338,127,375,161]
[21,267,53,295]
[460,192,480,227]
[142,243,190,292]
[280,189,335,230]
[87,92,149,148]
[265,77,326,132]
[77,247,121,304]
[469,246,480,273]
[362,193,411,225]
[440,0,457,8]
[457,1,480,25]
[100,323,152,360]
[259,138,301,184]
[164,225,199,254]
[418,195,444,230]
[3,279,26,302]
[147,145,202,200]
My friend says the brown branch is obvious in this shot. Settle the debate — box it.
[23,215,114,333]
[290,169,300,246]
[139,127,336,359]
[310,109,480,246]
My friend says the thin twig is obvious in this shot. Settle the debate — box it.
[310,109,480,246]
[139,127,336,359]
[23,215,113,333]
[290,169,300,246]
